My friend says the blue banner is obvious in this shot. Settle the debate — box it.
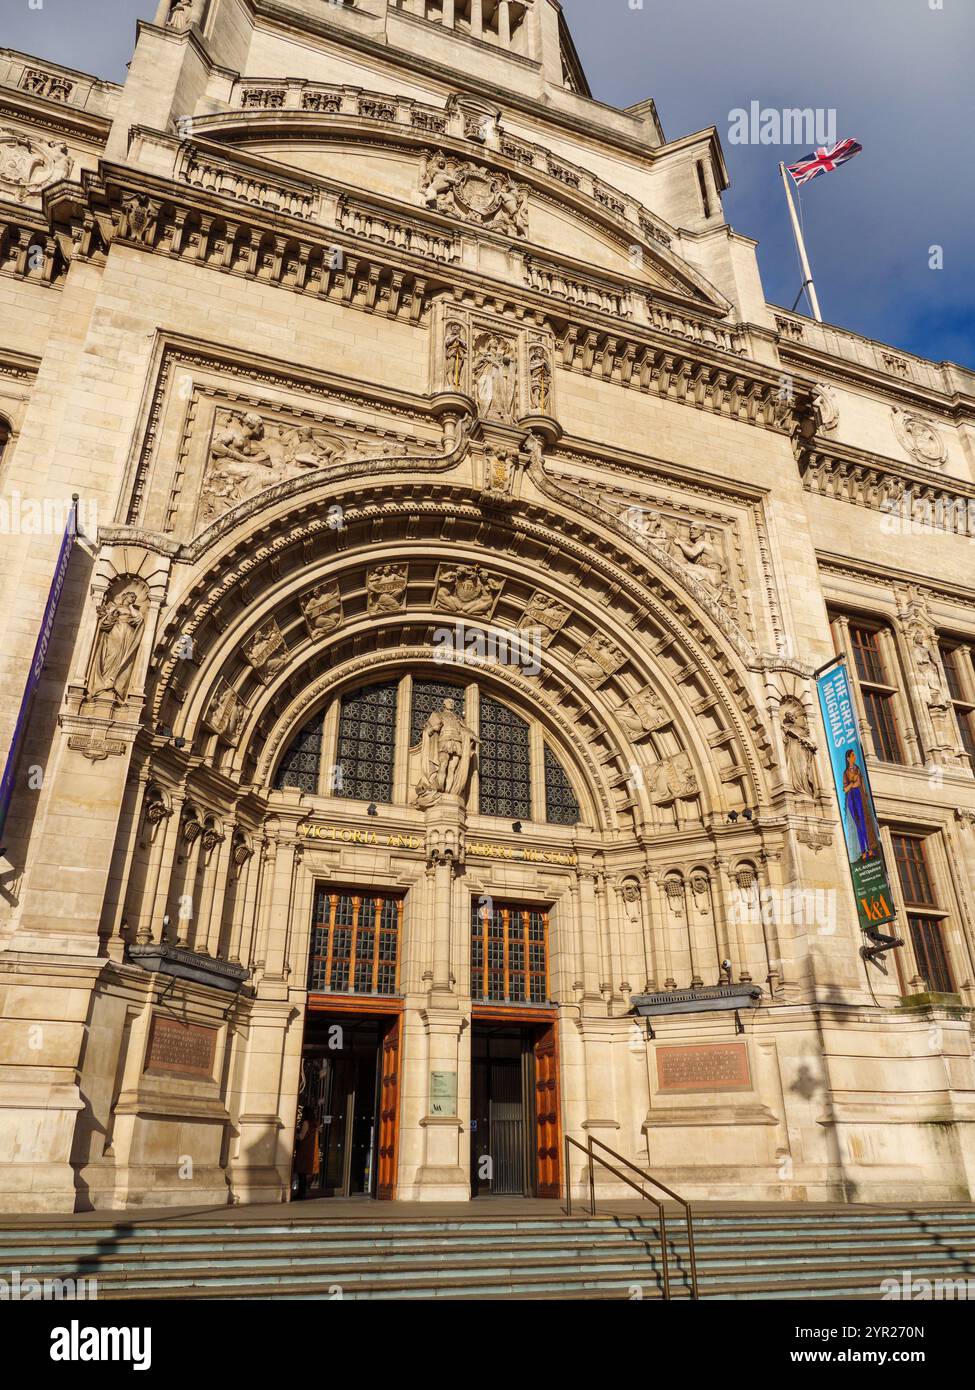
[0,501,77,843]
[815,658,897,931]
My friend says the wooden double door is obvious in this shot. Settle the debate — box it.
[295,1008,401,1200]
[470,1018,561,1198]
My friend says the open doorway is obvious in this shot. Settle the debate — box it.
[470,1016,561,1198]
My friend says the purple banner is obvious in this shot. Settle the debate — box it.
[0,502,77,842]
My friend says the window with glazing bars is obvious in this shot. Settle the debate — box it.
[847,623,905,763]
[335,681,398,803]
[939,644,975,771]
[410,678,467,744]
[471,900,549,1004]
[307,889,401,995]
[274,713,324,794]
[478,694,531,819]
[544,745,580,825]
[891,834,954,994]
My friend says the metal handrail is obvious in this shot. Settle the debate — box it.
[564,1134,699,1300]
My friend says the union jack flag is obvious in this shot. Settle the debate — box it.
[787,138,863,187]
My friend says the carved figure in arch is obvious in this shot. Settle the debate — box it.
[301,582,343,638]
[576,634,626,685]
[618,686,668,739]
[245,622,287,683]
[278,423,345,472]
[779,696,819,798]
[414,698,478,809]
[648,752,698,805]
[88,586,146,701]
[367,564,408,616]
[518,592,569,649]
[435,564,504,618]
[205,682,247,744]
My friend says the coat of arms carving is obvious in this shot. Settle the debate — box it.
[419,152,529,237]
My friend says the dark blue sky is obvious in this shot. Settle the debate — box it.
[4,0,973,367]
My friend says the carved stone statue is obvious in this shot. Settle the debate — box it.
[367,564,408,616]
[205,682,247,743]
[166,0,195,31]
[618,686,668,739]
[301,582,343,638]
[435,564,504,618]
[473,334,518,421]
[673,523,728,592]
[278,424,345,471]
[528,344,553,413]
[444,320,468,390]
[576,634,626,685]
[414,698,478,809]
[779,696,819,798]
[244,622,287,683]
[88,587,146,701]
[518,592,570,648]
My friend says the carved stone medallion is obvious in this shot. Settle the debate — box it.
[367,564,408,616]
[892,408,947,469]
[301,582,343,639]
[434,564,504,619]
[518,592,570,648]
[244,621,288,683]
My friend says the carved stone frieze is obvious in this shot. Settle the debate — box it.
[204,681,248,744]
[648,752,698,805]
[518,592,570,648]
[575,634,626,686]
[618,686,669,740]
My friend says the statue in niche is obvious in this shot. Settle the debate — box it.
[435,564,504,618]
[618,686,668,739]
[473,334,518,421]
[528,344,553,413]
[301,582,343,638]
[444,320,468,390]
[518,592,569,649]
[89,587,146,701]
[779,697,820,798]
[414,698,478,809]
[244,622,287,683]
[367,564,408,616]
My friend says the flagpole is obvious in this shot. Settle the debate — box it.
[779,161,823,323]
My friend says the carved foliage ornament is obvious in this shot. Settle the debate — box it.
[419,152,529,237]
[0,128,73,202]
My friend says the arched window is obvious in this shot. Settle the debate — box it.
[273,674,583,826]
[335,681,398,803]
[478,693,531,820]
[0,418,10,473]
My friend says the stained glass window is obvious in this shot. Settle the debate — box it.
[410,678,466,745]
[274,712,323,794]
[478,694,531,820]
[544,745,580,825]
[335,681,398,803]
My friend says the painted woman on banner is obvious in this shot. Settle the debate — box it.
[843,749,879,862]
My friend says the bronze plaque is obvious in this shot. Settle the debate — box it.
[144,1016,218,1080]
[656,1042,751,1093]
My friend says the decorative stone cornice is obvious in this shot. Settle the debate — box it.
[800,437,975,540]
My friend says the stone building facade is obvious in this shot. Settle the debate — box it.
[1,0,974,1214]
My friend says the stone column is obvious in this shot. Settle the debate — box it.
[470,0,483,39]
[443,0,456,26]
[497,0,511,45]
